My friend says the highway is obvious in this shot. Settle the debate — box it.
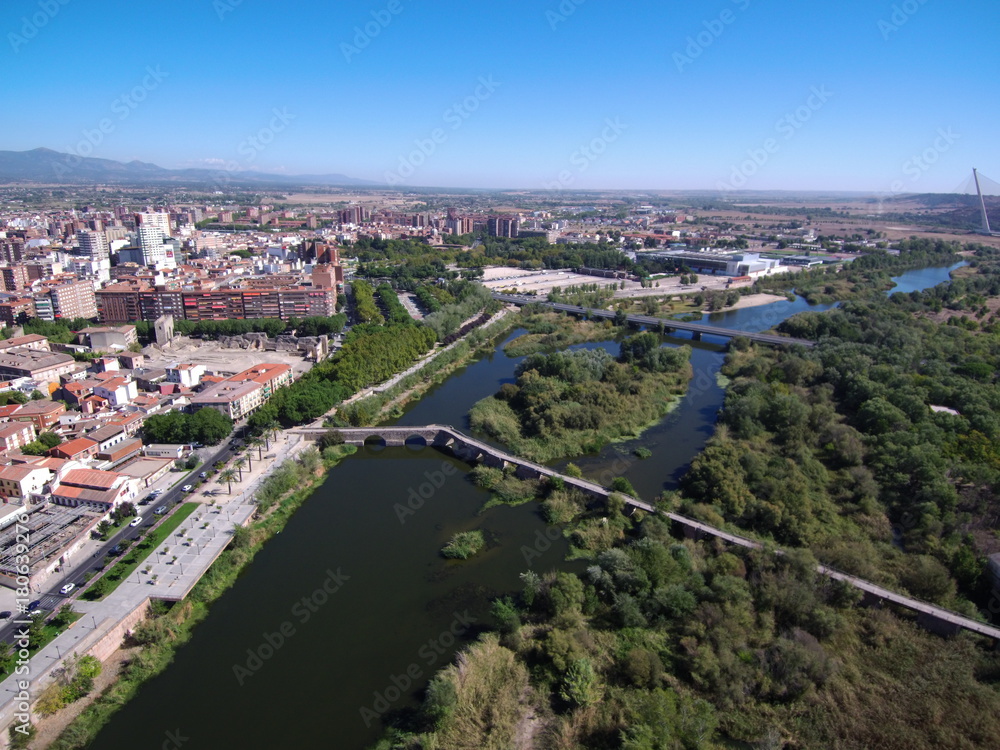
[492,293,816,348]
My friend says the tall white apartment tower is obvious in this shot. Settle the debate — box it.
[78,229,110,261]
[136,211,172,237]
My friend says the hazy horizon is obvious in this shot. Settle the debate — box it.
[3,0,998,193]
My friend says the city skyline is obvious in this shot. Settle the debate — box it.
[2,0,998,192]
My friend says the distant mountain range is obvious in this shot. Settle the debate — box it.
[0,148,378,187]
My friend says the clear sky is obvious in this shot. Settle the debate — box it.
[2,0,998,192]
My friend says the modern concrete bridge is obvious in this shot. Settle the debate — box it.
[492,293,815,348]
[293,423,1000,642]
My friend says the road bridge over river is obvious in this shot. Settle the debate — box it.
[492,293,815,348]
[293,423,1000,642]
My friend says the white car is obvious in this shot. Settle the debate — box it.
[182,485,193,493]
[60,583,75,595]
[129,516,143,527]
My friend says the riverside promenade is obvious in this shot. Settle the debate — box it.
[0,431,310,742]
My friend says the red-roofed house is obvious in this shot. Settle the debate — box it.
[13,400,67,431]
[93,377,138,407]
[50,468,138,510]
[80,395,109,414]
[48,437,99,461]
[0,404,23,421]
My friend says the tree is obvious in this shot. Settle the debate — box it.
[190,408,233,445]
[559,658,601,707]
[249,436,266,461]
[615,308,629,327]
[218,468,238,494]
[0,391,27,406]
[37,432,61,449]
[29,391,46,401]
[233,457,246,482]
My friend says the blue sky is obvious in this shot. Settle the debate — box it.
[2,0,998,191]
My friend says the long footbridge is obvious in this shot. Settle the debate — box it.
[492,293,815,348]
[293,423,1000,643]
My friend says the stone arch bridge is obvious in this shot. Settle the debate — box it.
[291,424,1000,643]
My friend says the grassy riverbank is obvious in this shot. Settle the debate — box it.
[471,333,692,463]
[47,445,356,750]
[502,309,620,357]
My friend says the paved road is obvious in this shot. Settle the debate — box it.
[0,431,246,643]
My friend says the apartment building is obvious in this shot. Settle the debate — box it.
[189,380,263,421]
[227,363,292,399]
[0,422,36,453]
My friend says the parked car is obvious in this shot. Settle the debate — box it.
[199,472,208,480]
[60,583,75,595]
[0,611,10,620]
[182,485,193,493]
[129,516,143,527]
[27,600,40,611]
[155,506,167,515]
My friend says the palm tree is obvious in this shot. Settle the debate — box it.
[233,457,246,482]
[218,468,238,494]
[249,436,266,462]
[264,420,280,449]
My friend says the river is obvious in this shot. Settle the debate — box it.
[88,264,959,750]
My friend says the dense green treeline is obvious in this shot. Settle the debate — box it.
[352,280,384,325]
[470,333,691,462]
[374,495,1000,749]
[143,408,233,446]
[129,315,347,342]
[376,284,413,324]
[248,323,437,430]
[676,251,1000,615]
[414,284,455,313]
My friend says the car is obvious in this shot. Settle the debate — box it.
[155,506,167,515]
[27,600,40,611]
[192,442,204,448]
[199,472,208,480]
[182,484,193,493]
[151,488,163,496]
[0,611,11,620]
[129,516,143,527]
[60,583,75,595]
